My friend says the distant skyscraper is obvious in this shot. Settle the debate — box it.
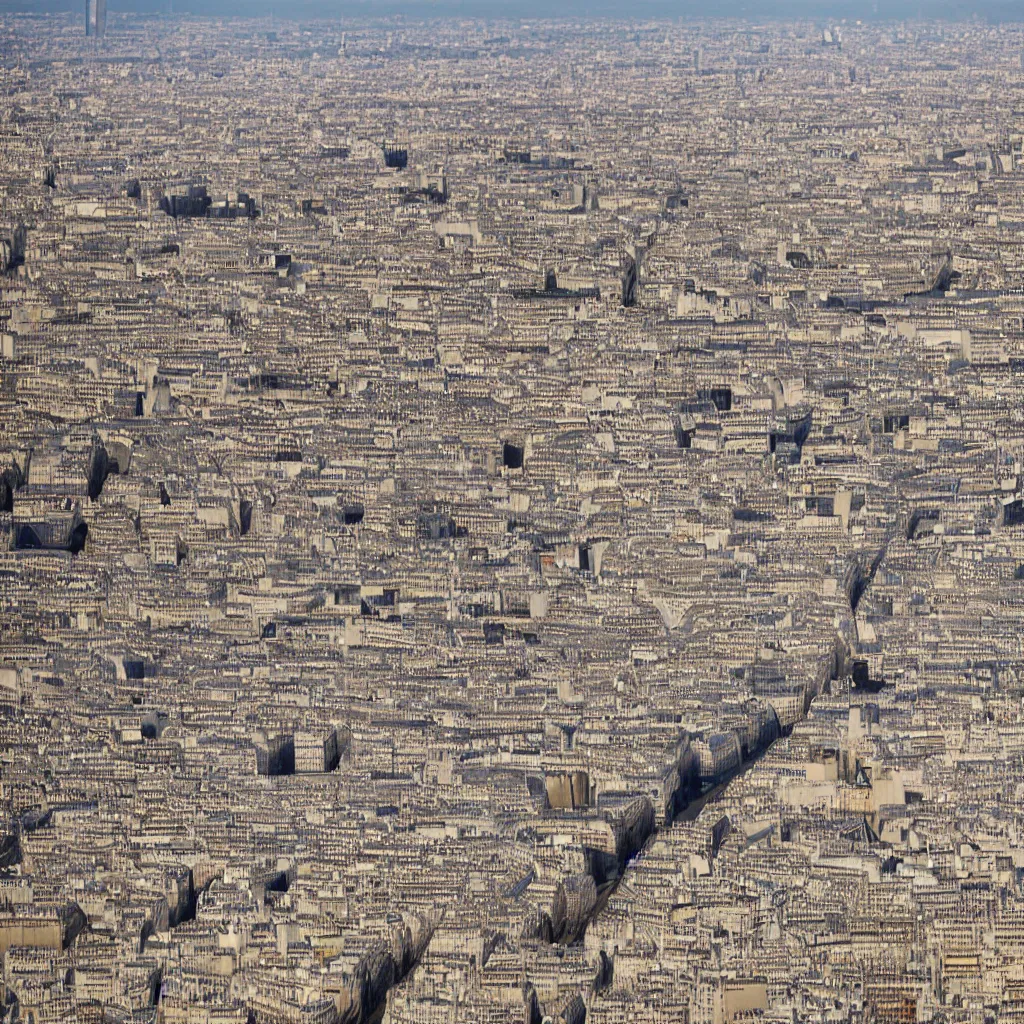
[85,0,106,38]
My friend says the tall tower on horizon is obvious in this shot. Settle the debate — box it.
[85,0,106,38]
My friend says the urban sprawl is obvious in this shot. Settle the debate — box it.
[1,12,1024,1024]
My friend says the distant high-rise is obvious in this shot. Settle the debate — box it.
[85,0,106,38]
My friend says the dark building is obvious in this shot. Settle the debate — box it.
[159,186,258,220]
[698,386,733,412]
[85,0,106,36]
[383,144,408,169]
[1,226,26,274]
[621,253,639,307]
[502,442,524,470]
[255,734,295,776]
[1004,499,1024,527]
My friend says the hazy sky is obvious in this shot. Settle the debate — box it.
[1,0,1021,20]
